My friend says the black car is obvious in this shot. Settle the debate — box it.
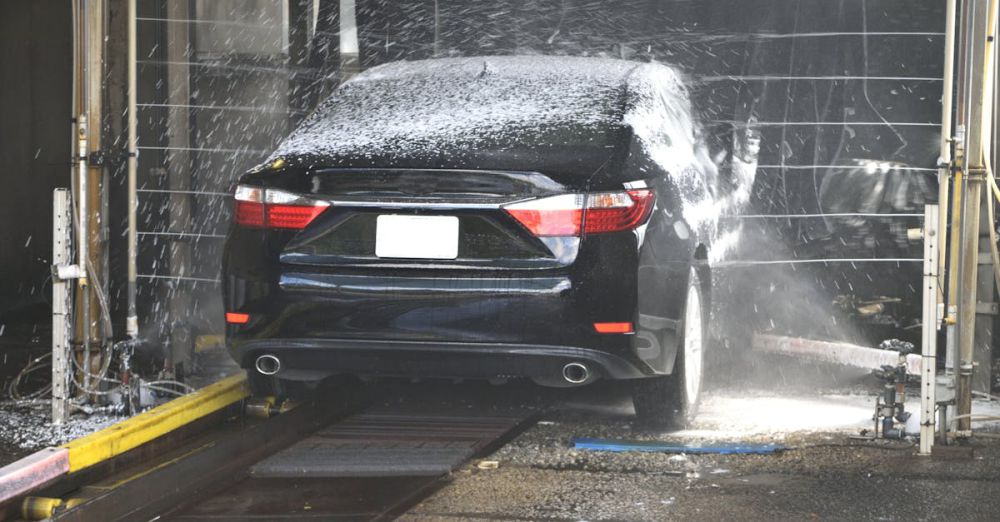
[223,56,756,426]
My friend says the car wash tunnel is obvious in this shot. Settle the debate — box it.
[1,0,999,520]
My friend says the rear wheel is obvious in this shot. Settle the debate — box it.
[632,268,706,428]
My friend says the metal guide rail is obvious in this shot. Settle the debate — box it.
[0,375,536,521]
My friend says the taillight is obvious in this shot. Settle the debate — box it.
[234,185,329,230]
[503,194,585,236]
[503,189,654,237]
[584,190,655,233]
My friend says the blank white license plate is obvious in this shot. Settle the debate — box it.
[375,215,460,259]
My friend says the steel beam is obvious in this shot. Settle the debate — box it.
[920,204,940,455]
[52,189,73,425]
[953,0,996,432]
[165,0,193,375]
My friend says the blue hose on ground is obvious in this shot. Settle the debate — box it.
[572,437,785,455]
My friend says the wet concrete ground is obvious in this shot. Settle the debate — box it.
[6,351,1000,520]
[404,372,1000,521]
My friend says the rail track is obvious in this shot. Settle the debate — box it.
[2,378,537,521]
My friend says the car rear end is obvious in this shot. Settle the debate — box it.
[223,164,659,386]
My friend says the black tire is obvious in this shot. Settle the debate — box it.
[632,268,707,428]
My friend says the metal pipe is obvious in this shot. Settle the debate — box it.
[955,161,980,435]
[562,363,590,384]
[954,0,997,433]
[255,355,281,376]
[939,0,958,299]
[77,113,90,393]
[126,0,138,338]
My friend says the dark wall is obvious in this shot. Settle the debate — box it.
[0,1,72,315]
[123,0,944,349]
[351,0,944,344]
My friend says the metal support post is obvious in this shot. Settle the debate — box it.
[165,0,193,376]
[953,0,995,435]
[955,167,982,435]
[76,112,91,394]
[126,0,138,338]
[937,0,959,435]
[52,189,73,425]
[920,204,940,455]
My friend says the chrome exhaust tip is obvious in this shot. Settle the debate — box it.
[255,354,281,376]
[562,362,590,384]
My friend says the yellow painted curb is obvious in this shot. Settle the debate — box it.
[61,373,250,472]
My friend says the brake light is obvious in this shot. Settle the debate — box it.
[234,185,329,230]
[503,189,654,237]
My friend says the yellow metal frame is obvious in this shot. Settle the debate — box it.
[61,373,249,472]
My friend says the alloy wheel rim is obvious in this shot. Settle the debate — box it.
[683,282,703,408]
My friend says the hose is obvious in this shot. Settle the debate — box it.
[7,354,53,401]
[144,380,197,394]
[972,390,1000,402]
[948,414,1000,428]
[141,384,189,397]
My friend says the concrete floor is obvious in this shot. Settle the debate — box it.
[404,387,1000,521]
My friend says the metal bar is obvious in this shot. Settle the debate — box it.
[165,2,193,375]
[138,274,221,284]
[136,59,311,76]
[920,204,940,455]
[137,102,300,114]
[76,113,89,393]
[955,0,995,433]
[137,231,226,239]
[698,75,944,82]
[74,0,107,398]
[756,165,937,171]
[938,0,958,324]
[136,16,284,29]
[973,0,999,394]
[140,17,942,38]
[60,374,249,473]
[137,145,267,154]
[0,448,70,505]
[137,188,230,197]
[712,121,940,127]
[52,189,72,425]
[714,258,922,267]
[126,0,138,338]
[606,31,949,40]
[722,213,924,219]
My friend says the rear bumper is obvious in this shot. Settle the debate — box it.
[230,337,654,382]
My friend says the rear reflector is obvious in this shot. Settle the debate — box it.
[593,322,634,334]
[225,312,250,324]
[234,185,330,230]
[503,189,654,237]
